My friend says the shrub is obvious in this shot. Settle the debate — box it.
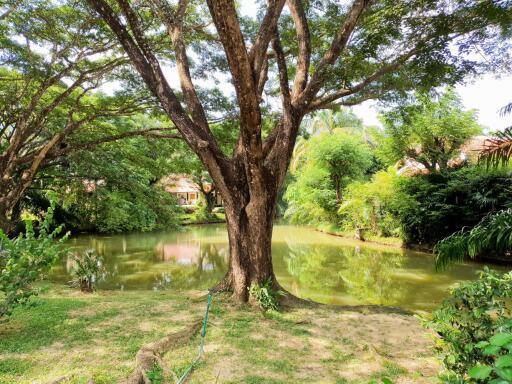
[395,166,512,246]
[0,203,68,317]
[424,268,512,382]
[339,167,405,237]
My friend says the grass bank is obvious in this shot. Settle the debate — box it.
[179,212,226,225]
[316,224,404,248]
[0,284,439,384]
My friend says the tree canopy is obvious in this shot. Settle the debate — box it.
[285,131,372,224]
[380,88,483,171]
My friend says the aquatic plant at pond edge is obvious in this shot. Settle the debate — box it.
[0,203,69,317]
[424,268,512,382]
[69,250,105,293]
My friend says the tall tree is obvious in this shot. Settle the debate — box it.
[85,0,511,301]
[285,131,372,224]
[380,88,483,171]
[0,1,179,233]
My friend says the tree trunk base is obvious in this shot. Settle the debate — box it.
[211,278,412,315]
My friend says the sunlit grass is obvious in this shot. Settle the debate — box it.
[0,284,439,383]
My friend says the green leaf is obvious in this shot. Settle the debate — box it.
[496,355,512,368]
[483,345,503,356]
[491,334,512,347]
[476,341,490,348]
[468,365,493,380]
[381,378,393,384]
[496,367,512,381]
[489,379,510,384]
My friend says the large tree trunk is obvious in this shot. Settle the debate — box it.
[216,178,279,302]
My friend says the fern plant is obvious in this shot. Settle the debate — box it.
[248,278,285,311]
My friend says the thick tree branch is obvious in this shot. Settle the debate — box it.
[249,0,286,85]
[308,48,418,110]
[150,0,210,133]
[299,0,372,104]
[287,0,310,102]
[87,0,223,156]
[205,0,261,145]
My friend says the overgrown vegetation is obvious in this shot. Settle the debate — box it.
[285,130,373,225]
[435,209,512,270]
[0,204,68,317]
[425,268,512,383]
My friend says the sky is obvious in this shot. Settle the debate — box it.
[352,74,512,131]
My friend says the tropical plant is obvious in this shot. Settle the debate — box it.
[424,268,512,382]
[467,330,512,383]
[395,166,512,246]
[435,209,512,271]
[499,101,512,118]
[480,127,512,169]
[69,250,105,292]
[339,168,404,237]
[248,278,284,312]
[380,88,482,171]
[0,203,69,317]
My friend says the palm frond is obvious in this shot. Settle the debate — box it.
[499,102,512,117]
[435,208,512,270]
[479,126,512,169]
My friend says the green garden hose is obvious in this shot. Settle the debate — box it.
[176,292,213,384]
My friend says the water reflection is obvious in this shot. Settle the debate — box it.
[50,224,500,310]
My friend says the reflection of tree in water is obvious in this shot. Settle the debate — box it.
[285,242,344,290]
[155,243,228,290]
[284,241,406,306]
[58,235,228,291]
[337,247,406,305]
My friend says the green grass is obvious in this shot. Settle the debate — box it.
[316,223,404,247]
[0,284,439,384]
[179,212,225,225]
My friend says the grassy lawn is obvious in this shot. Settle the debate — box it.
[179,212,226,225]
[0,284,439,384]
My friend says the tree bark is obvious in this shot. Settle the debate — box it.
[203,191,216,213]
[0,207,12,235]
[214,171,279,301]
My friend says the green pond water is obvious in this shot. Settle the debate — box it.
[50,224,498,311]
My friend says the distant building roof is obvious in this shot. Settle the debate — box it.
[160,174,200,193]
[396,135,491,176]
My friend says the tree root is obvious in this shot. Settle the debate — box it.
[209,273,232,294]
[122,319,203,384]
[212,277,413,315]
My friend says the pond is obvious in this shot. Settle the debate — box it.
[51,224,493,311]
